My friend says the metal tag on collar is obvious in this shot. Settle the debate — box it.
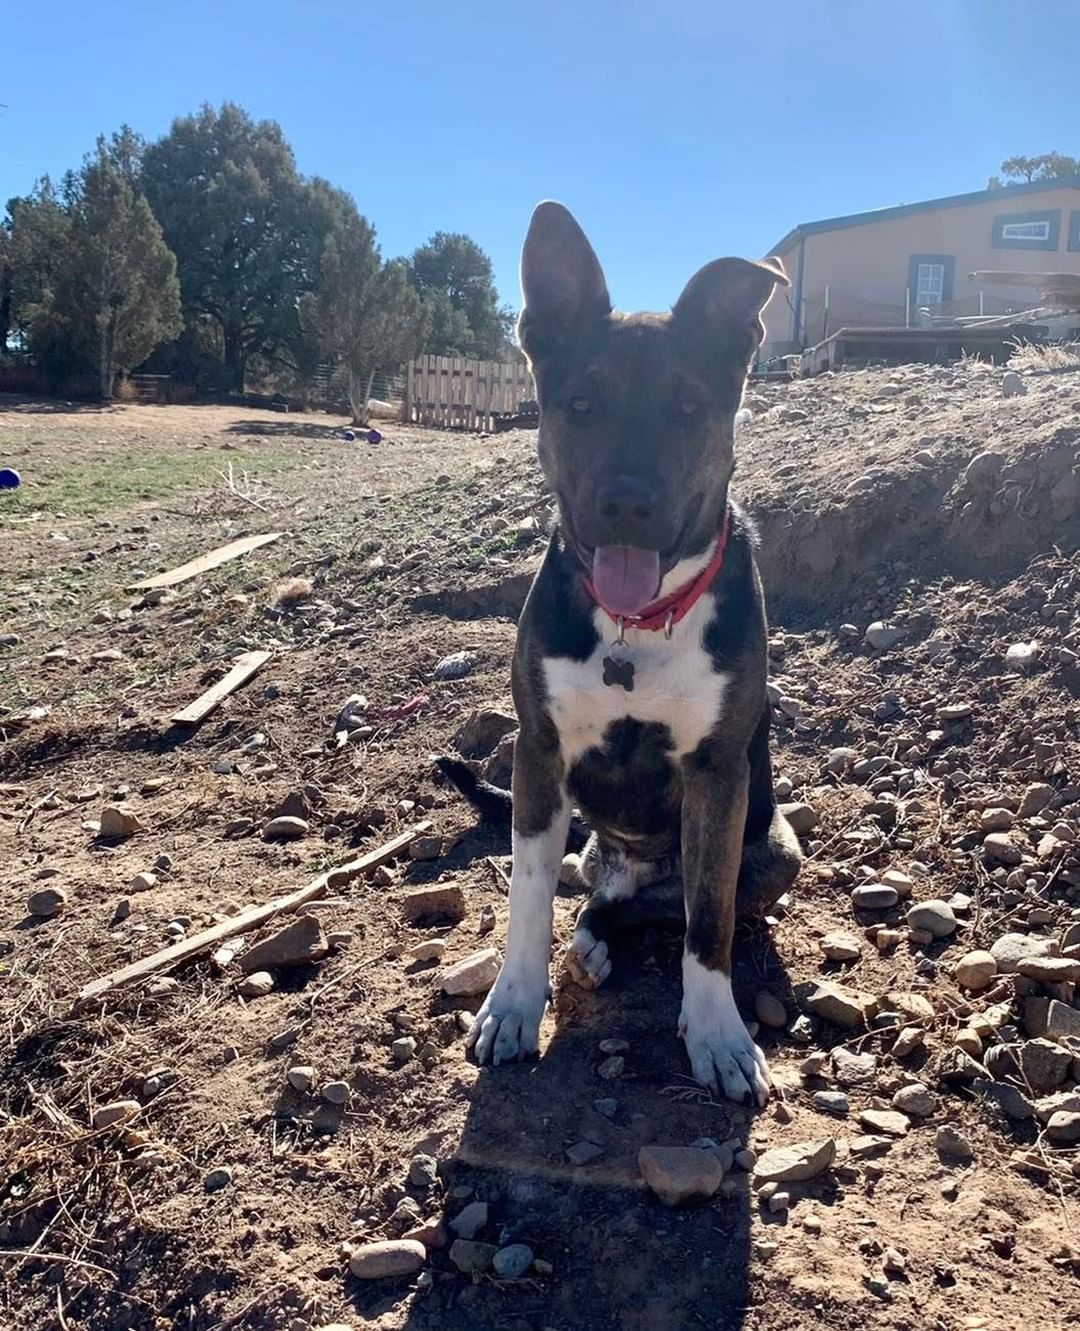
[664,610,674,639]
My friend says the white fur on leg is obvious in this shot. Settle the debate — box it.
[678,953,771,1106]
[469,800,570,1065]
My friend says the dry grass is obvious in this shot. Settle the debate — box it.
[1008,339,1080,372]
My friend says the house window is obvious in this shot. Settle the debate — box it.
[992,209,1060,251]
[907,254,955,311]
[916,262,945,305]
[1000,220,1051,241]
[1069,211,1080,253]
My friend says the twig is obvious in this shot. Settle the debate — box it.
[17,788,57,834]
[486,856,512,895]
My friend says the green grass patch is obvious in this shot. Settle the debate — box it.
[0,444,302,523]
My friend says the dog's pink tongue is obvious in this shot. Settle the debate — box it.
[591,546,661,617]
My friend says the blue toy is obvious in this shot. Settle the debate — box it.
[0,468,21,490]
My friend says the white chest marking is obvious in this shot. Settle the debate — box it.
[542,593,730,765]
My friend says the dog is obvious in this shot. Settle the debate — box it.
[438,202,802,1106]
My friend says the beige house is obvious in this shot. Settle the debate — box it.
[762,176,1080,360]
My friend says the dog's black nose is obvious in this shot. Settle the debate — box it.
[597,476,658,534]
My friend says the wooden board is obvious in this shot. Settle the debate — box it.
[74,822,433,1007]
[127,532,284,591]
[170,651,271,726]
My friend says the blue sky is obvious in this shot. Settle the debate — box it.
[4,1,1079,313]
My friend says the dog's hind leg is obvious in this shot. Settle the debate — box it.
[564,837,668,988]
[736,703,802,917]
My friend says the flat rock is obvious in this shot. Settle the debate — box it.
[802,981,876,1029]
[262,815,309,841]
[1017,782,1054,817]
[238,971,274,998]
[1034,1090,1080,1123]
[906,900,957,938]
[973,1079,1034,1121]
[1017,956,1080,983]
[983,833,1021,866]
[441,948,499,997]
[454,708,517,759]
[859,1109,909,1137]
[92,1100,140,1129]
[851,883,898,910]
[936,1124,974,1159]
[27,886,67,918]
[1045,1000,1080,1041]
[832,1048,877,1087]
[780,802,818,836]
[955,950,998,990]
[321,1080,350,1105]
[401,883,465,923]
[1045,1111,1080,1145]
[287,1065,315,1092]
[492,1243,534,1280]
[813,1091,849,1116]
[820,930,862,961]
[939,1048,985,1083]
[566,1140,604,1165]
[990,933,1056,973]
[979,807,1014,833]
[450,1201,488,1239]
[432,651,474,681]
[754,992,787,1029]
[865,622,904,650]
[753,1137,836,1183]
[239,914,328,971]
[349,1239,426,1279]
[408,835,443,861]
[449,1239,497,1273]
[98,805,144,838]
[638,1146,724,1206]
[1019,1038,1072,1093]
[891,1025,925,1057]
[408,939,446,963]
[892,1083,936,1117]
[886,990,935,1024]
[408,1154,439,1188]
[129,871,157,892]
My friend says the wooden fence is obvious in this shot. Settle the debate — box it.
[404,355,534,430]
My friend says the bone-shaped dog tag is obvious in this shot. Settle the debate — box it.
[602,654,635,691]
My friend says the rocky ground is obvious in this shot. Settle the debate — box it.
[1,355,1079,1331]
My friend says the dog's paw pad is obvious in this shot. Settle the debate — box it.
[564,928,611,990]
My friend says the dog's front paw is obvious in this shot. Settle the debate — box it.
[467,964,549,1065]
[678,957,771,1107]
[680,1016,771,1107]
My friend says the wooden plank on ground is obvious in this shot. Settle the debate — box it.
[73,821,434,1008]
[170,650,271,726]
[127,531,284,591]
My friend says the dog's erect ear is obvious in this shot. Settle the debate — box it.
[672,255,789,339]
[518,202,611,360]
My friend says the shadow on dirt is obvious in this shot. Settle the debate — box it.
[223,419,351,441]
[349,872,790,1331]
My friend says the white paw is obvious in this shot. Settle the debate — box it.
[468,964,549,1064]
[563,926,611,989]
[679,955,771,1107]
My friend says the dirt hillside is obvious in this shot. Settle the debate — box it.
[0,357,1078,1331]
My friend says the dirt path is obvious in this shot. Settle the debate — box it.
[1,374,1078,1331]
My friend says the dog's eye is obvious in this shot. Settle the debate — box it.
[569,396,591,416]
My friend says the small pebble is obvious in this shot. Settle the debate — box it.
[238,971,274,998]
[287,1065,315,1093]
[955,950,997,991]
[905,900,957,938]
[754,992,787,1029]
[203,1166,233,1192]
[27,886,67,918]
[492,1243,534,1280]
[321,1080,350,1105]
[408,1154,439,1188]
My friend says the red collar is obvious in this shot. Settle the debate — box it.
[584,510,731,634]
